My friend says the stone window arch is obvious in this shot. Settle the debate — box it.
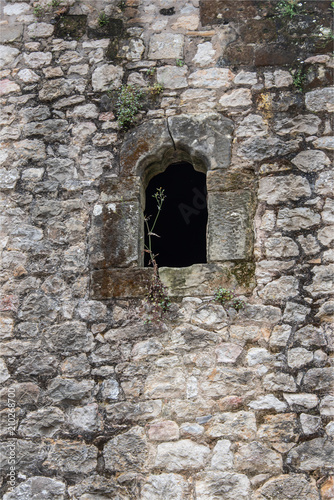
[90,113,257,299]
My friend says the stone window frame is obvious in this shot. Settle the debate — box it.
[90,113,257,299]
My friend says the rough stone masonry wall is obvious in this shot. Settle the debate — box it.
[0,0,333,499]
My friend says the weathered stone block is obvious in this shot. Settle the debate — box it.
[101,377,120,401]
[293,325,327,347]
[16,349,57,377]
[302,367,334,393]
[120,114,233,177]
[300,413,321,435]
[189,68,234,89]
[287,437,334,471]
[0,168,20,190]
[90,201,140,269]
[254,474,319,500]
[248,395,287,412]
[287,348,313,369]
[192,42,216,67]
[291,149,331,172]
[23,51,52,68]
[238,137,301,162]
[257,413,298,446]
[219,88,252,109]
[196,471,250,500]
[132,339,163,359]
[0,45,20,69]
[235,114,267,137]
[3,477,66,500]
[157,66,188,89]
[43,322,94,356]
[305,87,334,112]
[0,439,47,475]
[169,113,234,170]
[207,191,255,261]
[223,43,255,66]
[255,43,299,66]
[263,372,297,392]
[274,114,321,136]
[154,439,210,471]
[313,136,334,150]
[235,441,282,474]
[246,347,273,366]
[259,276,299,303]
[27,23,54,38]
[211,439,234,471]
[92,64,123,91]
[148,420,179,441]
[104,426,148,472]
[205,411,257,440]
[283,393,318,411]
[0,358,10,384]
[91,268,153,299]
[277,207,321,230]
[305,265,334,297]
[149,33,184,59]
[265,236,299,258]
[160,263,255,297]
[105,400,162,423]
[216,343,243,364]
[38,78,73,101]
[67,403,102,433]
[207,169,255,192]
[144,368,186,399]
[60,354,90,378]
[259,175,311,204]
[46,377,95,402]
[141,473,189,500]
[23,119,69,142]
[44,440,98,473]
[18,407,64,438]
[315,170,334,196]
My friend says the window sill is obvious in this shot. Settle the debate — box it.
[91,262,255,299]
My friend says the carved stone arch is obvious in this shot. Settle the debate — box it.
[90,113,257,299]
[119,113,234,182]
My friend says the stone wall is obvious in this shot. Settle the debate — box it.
[0,0,333,498]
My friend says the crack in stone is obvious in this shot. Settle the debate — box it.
[166,117,176,151]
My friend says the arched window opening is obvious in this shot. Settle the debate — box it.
[144,162,207,268]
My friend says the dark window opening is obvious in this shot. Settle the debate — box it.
[144,162,207,268]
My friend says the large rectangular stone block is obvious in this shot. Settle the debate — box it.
[207,191,255,261]
[89,201,140,269]
[91,268,153,299]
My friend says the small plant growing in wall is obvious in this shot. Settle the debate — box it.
[214,287,246,312]
[145,67,156,76]
[33,4,45,17]
[148,83,164,96]
[290,66,307,92]
[276,0,301,18]
[98,12,109,27]
[115,84,143,130]
[33,0,67,18]
[143,188,171,324]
